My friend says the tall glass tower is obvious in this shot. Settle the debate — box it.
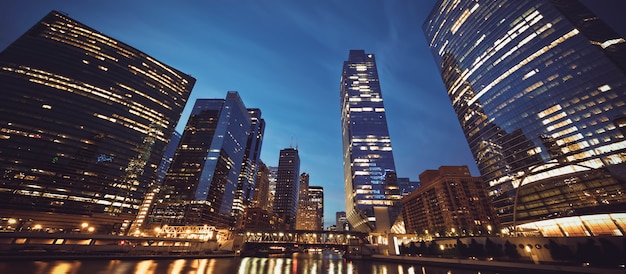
[274,147,300,229]
[150,92,254,228]
[424,0,626,235]
[340,50,398,232]
[0,11,195,233]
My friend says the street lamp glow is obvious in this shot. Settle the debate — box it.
[81,222,88,228]
[8,218,16,225]
[88,227,95,232]
[525,245,531,253]
[439,245,445,251]
[33,224,42,230]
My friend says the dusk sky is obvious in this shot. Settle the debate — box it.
[2,0,623,227]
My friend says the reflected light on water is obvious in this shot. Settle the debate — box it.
[133,260,155,274]
[168,259,186,274]
[50,261,80,274]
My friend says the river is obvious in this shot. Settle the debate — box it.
[0,252,507,274]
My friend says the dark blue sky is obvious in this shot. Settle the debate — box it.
[2,0,622,227]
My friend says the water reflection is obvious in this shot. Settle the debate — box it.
[0,253,503,274]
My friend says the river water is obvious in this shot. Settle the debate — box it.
[0,252,505,274]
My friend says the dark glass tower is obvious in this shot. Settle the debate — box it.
[150,92,253,228]
[0,11,195,233]
[156,131,182,183]
[340,50,398,232]
[233,108,265,219]
[274,147,300,229]
[424,0,626,233]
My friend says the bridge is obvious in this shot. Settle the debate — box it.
[237,229,372,256]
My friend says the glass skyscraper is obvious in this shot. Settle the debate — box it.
[0,11,195,233]
[233,108,265,220]
[340,50,398,232]
[150,92,255,228]
[274,147,300,229]
[424,0,626,235]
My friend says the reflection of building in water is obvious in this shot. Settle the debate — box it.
[424,0,626,234]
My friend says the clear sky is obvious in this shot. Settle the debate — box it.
[1,0,623,228]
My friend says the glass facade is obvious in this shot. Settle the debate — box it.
[150,92,253,228]
[232,108,265,220]
[0,11,195,233]
[424,0,626,231]
[340,50,398,232]
[274,148,300,229]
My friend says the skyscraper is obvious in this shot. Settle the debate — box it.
[274,147,300,229]
[424,0,626,235]
[232,108,265,220]
[0,11,195,233]
[150,92,253,228]
[308,186,324,231]
[340,50,398,232]
[251,160,271,211]
[156,131,182,183]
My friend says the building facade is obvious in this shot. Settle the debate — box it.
[0,11,195,233]
[149,92,253,228]
[401,166,498,237]
[308,186,324,231]
[336,211,348,231]
[156,131,182,184]
[340,50,398,232]
[424,0,626,235]
[232,108,265,220]
[251,160,271,211]
[273,148,300,229]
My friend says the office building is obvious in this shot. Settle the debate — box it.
[149,92,253,228]
[267,166,278,212]
[308,186,324,231]
[273,147,300,229]
[424,0,626,235]
[340,50,399,232]
[402,166,498,236]
[156,131,182,183]
[0,11,195,233]
[251,160,271,211]
[232,108,265,219]
[397,177,420,197]
[336,212,348,231]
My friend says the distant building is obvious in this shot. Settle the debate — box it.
[336,212,348,231]
[241,207,283,230]
[150,92,255,228]
[340,50,399,233]
[308,186,324,231]
[156,131,182,183]
[0,11,195,233]
[397,177,420,197]
[401,166,498,237]
[233,108,265,220]
[267,166,278,212]
[273,148,300,229]
[424,0,626,235]
[251,160,270,211]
